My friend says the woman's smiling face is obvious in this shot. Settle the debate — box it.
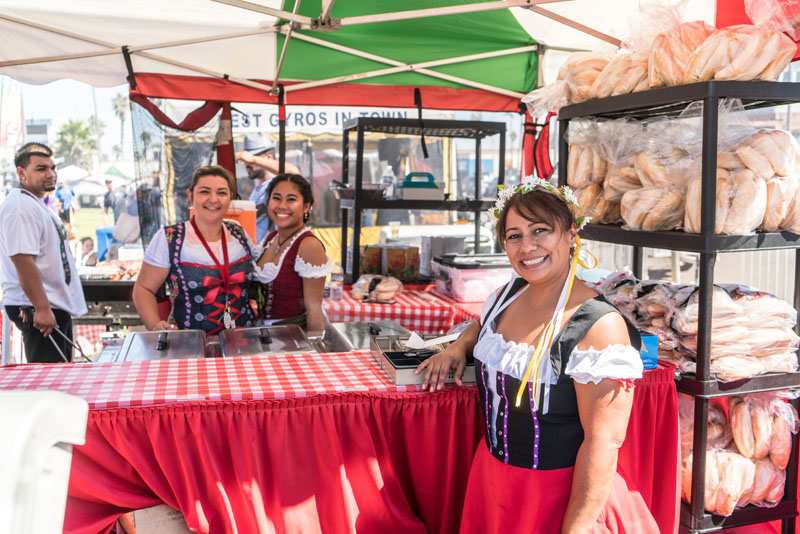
[190,174,231,224]
[502,206,575,285]
[268,180,308,230]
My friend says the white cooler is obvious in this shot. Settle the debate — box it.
[432,254,512,302]
[0,391,88,534]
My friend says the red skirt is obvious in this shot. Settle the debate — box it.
[459,443,659,534]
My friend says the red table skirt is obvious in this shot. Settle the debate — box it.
[66,389,482,534]
[65,367,678,534]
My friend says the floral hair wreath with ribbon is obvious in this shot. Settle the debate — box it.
[490,177,591,231]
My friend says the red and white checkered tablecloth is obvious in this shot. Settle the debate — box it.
[431,291,483,325]
[0,351,419,409]
[324,289,456,334]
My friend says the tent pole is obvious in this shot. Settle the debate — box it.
[336,0,570,27]
[0,13,115,48]
[321,0,337,21]
[285,31,532,97]
[278,86,286,174]
[272,0,303,92]
[0,28,277,68]
[529,6,622,47]
[135,51,273,92]
[285,45,537,92]
[208,0,313,25]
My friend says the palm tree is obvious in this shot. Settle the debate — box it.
[112,93,128,157]
[55,119,97,168]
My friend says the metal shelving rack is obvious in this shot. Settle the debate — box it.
[340,117,506,283]
[558,81,800,534]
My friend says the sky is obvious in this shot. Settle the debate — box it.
[14,76,134,159]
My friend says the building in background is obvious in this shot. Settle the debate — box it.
[24,118,52,145]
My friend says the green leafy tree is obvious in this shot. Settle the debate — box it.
[55,119,97,168]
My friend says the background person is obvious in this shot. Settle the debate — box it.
[417,181,657,534]
[236,134,300,242]
[54,182,77,232]
[103,179,118,223]
[0,143,87,362]
[252,174,331,336]
[77,237,98,267]
[133,166,256,334]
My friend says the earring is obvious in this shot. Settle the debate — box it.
[303,211,310,222]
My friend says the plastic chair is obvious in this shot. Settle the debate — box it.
[0,391,88,534]
[95,227,115,262]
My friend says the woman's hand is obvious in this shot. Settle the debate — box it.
[415,347,467,391]
[151,320,177,331]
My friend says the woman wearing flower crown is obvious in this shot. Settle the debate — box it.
[417,179,658,534]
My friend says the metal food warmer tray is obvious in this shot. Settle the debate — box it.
[218,325,313,357]
[102,329,209,363]
[370,334,475,386]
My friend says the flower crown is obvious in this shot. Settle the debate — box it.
[490,177,590,230]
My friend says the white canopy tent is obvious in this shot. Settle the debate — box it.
[0,1,716,99]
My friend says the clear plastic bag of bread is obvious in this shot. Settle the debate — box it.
[591,271,640,322]
[682,448,756,516]
[620,152,692,231]
[670,284,746,336]
[350,275,403,303]
[632,0,716,88]
[620,186,685,231]
[566,120,608,189]
[522,52,612,114]
[679,394,733,459]
[595,119,644,202]
[723,283,798,330]
[730,394,799,467]
[589,51,649,99]
[728,393,798,507]
[680,101,770,234]
[572,182,614,223]
[649,20,716,87]
[686,23,796,82]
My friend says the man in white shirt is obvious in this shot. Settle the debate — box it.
[0,143,87,362]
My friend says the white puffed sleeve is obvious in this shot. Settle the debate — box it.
[565,345,644,384]
[294,255,334,278]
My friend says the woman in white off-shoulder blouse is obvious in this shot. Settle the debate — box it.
[251,174,332,335]
[417,181,656,534]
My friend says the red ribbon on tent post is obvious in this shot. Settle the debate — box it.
[129,93,223,131]
[533,112,556,179]
[215,103,236,178]
[128,93,237,177]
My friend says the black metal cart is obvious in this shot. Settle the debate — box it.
[78,279,141,329]
[339,117,506,283]
[558,81,800,534]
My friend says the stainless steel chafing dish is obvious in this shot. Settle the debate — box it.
[104,329,208,362]
[218,325,313,357]
[370,334,476,386]
[331,320,410,351]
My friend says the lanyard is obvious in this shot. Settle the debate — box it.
[190,217,230,289]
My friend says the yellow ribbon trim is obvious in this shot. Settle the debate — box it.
[514,236,596,408]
